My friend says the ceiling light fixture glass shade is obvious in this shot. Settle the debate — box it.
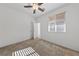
[32,3,39,10]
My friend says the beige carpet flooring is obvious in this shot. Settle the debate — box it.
[0,39,79,56]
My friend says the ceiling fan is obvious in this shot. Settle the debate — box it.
[24,3,45,14]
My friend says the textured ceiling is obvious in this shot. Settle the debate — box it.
[0,3,66,18]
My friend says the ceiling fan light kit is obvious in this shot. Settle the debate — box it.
[32,3,38,10]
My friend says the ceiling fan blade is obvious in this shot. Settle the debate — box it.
[24,6,32,8]
[38,7,44,12]
[33,9,36,14]
[38,3,43,5]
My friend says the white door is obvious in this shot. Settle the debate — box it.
[34,23,40,39]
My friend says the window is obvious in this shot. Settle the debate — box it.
[48,22,55,32]
[48,12,66,32]
[56,21,66,32]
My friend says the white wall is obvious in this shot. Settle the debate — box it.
[37,4,79,51]
[0,5,34,47]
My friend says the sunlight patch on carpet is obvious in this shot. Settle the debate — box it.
[12,47,39,56]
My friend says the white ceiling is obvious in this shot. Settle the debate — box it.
[0,3,66,18]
